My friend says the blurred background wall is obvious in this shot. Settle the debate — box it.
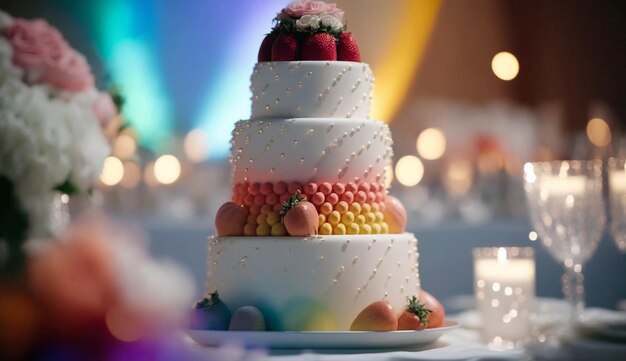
[2,0,625,308]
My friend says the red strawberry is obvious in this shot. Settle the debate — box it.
[258,33,276,62]
[281,190,319,236]
[337,32,360,62]
[397,296,432,330]
[301,33,337,61]
[272,33,298,61]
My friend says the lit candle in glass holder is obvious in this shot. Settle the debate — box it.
[474,247,535,350]
[609,168,626,194]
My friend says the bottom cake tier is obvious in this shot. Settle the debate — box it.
[206,233,420,331]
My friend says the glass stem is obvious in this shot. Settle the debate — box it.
[562,265,585,332]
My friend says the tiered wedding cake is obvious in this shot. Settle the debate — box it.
[205,1,420,331]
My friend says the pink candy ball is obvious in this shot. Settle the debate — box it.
[304,183,318,195]
[311,192,325,206]
[340,191,354,204]
[260,182,274,195]
[319,182,332,195]
[326,193,339,205]
[274,181,288,195]
[332,183,345,195]
[288,182,302,194]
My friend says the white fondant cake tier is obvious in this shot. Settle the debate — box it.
[251,61,373,119]
[230,118,393,184]
[206,233,420,331]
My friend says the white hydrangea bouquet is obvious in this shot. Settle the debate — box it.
[0,11,117,271]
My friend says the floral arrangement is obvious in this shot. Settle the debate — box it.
[0,214,210,360]
[276,0,345,35]
[0,10,117,272]
[258,0,361,62]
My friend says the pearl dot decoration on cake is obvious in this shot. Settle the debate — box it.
[230,119,392,185]
[251,62,373,119]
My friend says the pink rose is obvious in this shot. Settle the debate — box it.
[93,92,118,129]
[279,0,344,21]
[2,18,94,91]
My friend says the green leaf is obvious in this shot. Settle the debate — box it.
[280,190,305,221]
[0,174,29,276]
[406,296,432,325]
[54,179,79,196]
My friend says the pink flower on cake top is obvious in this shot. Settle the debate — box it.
[278,0,344,19]
[258,0,360,62]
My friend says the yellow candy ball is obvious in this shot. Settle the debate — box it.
[374,211,384,223]
[361,224,372,234]
[328,211,341,225]
[271,222,287,236]
[335,201,349,214]
[355,214,366,225]
[260,204,272,214]
[320,222,333,235]
[333,223,346,235]
[320,202,333,215]
[318,214,326,225]
[361,203,371,213]
[349,202,362,215]
[266,212,280,226]
[371,223,381,234]
[380,222,389,234]
[347,223,360,235]
[256,223,271,236]
[372,203,380,212]
[256,213,268,225]
[365,212,376,224]
[341,211,354,225]
[243,223,257,236]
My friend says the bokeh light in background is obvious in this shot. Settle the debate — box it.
[112,134,137,159]
[100,156,124,186]
[143,162,158,187]
[443,159,473,195]
[491,51,519,81]
[395,155,425,187]
[120,162,141,188]
[416,128,446,160]
[586,117,612,147]
[184,129,210,163]
[154,155,181,185]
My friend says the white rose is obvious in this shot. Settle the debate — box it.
[296,14,320,31]
[320,14,341,30]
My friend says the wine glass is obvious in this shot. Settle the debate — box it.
[523,160,606,332]
[608,158,626,252]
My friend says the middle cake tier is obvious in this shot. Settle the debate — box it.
[230,118,393,185]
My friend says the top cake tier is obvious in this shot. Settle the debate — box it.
[251,61,373,119]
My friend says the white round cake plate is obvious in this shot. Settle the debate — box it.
[187,320,459,349]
